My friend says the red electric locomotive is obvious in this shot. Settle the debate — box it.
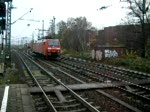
[33,39,61,58]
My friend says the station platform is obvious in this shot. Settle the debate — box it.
[0,84,35,112]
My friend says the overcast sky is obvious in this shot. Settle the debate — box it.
[11,0,128,43]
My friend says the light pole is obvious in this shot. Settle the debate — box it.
[53,16,55,38]
[49,16,56,38]
[42,20,44,38]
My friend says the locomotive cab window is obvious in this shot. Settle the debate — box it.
[48,41,59,46]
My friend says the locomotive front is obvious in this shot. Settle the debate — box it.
[47,39,61,57]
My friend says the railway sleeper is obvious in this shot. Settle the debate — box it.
[54,103,81,108]
[26,80,34,84]
[33,97,43,101]
[143,104,150,109]
[125,86,137,92]
[52,100,75,104]
[52,99,77,105]
[56,108,87,112]
[34,76,50,80]
[46,83,57,87]
[143,94,150,97]
[48,97,58,101]
[27,82,36,86]
[35,101,45,106]
[55,105,86,111]
[54,89,66,102]
[30,66,39,70]
[36,106,48,112]
[65,95,89,102]
[135,91,146,95]
[70,67,78,72]
[37,80,51,84]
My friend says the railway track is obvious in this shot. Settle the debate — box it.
[10,51,149,112]
[27,54,145,112]
[17,52,101,112]
[33,55,150,112]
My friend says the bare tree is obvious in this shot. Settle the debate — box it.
[57,20,67,39]
[121,0,150,58]
[57,17,95,52]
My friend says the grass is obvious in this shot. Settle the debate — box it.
[0,68,22,85]
[62,49,150,73]
[62,49,91,60]
[102,57,150,73]
[0,76,5,85]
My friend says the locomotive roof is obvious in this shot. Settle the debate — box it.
[35,39,59,43]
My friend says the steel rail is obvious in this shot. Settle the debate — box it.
[24,54,100,112]
[38,59,86,84]
[64,56,150,78]
[30,55,143,112]
[61,59,150,101]
[76,63,150,101]
[17,52,57,112]
[52,57,149,111]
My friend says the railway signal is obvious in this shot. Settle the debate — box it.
[0,18,5,30]
[0,2,6,17]
[0,0,14,68]
[0,2,6,30]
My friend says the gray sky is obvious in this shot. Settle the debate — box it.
[11,0,128,43]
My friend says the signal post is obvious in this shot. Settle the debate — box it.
[0,0,6,73]
[0,0,12,73]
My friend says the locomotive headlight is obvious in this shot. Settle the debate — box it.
[56,48,60,50]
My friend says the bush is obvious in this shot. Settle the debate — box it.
[62,49,91,60]
[62,49,150,73]
[104,56,150,73]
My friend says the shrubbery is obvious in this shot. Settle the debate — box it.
[62,49,150,73]
[62,49,91,60]
[103,55,150,73]
[100,50,150,73]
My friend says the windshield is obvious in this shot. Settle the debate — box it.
[48,41,59,46]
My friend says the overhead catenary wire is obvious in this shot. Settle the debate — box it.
[11,8,33,25]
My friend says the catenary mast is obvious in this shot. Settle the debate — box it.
[5,0,12,67]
